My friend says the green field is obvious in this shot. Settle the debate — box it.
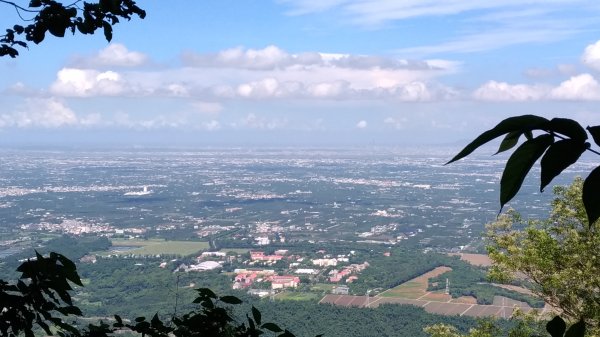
[379,281,423,298]
[311,283,334,292]
[109,239,210,256]
[275,291,321,301]
[220,248,250,254]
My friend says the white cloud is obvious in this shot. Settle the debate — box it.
[201,120,221,131]
[356,120,367,128]
[191,101,223,115]
[582,40,600,72]
[473,74,600,102]
[50,68,129,97]
[73,43,148,67]
[240,113,288,130]
[384,117,407,129]
[0,98,78,128]
[280,1,595,55]
[183,45,322,70]
[473,81,547,101]
[550,73,600,100]
[47,46,458,102]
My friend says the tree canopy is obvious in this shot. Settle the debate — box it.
[0,0,145,58]
[487,178,600,331]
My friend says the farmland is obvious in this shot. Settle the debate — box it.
[320,265,551,318]
[448,253,493,267]
[108,239,210,256]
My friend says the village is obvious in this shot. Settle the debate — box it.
[170,248,371,297]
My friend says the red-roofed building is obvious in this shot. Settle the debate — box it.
[250,251,284,262]
[270,275,300,289]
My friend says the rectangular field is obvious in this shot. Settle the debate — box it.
[379,266,452,300]
[109,239,209,256]
[275,292,321,301]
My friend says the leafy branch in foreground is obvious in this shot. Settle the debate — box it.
[447,114,600,227]
[0,251,311,337]
[0,0,146,58]
[487,179,598,335]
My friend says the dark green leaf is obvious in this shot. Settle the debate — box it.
[262,323,283,333]
[546,118,587,141]
[496,131,522,154]
[29,0,42,7]
[447,115,549,164]
[252,306,261,326]
[565,320,586,337]
[500,134,553,208]
[56,305,82,316]
[102,22,112,42]
[546,316,566,337]
[583,166,600,227]
[32,27,46,44]
[540,139,586,192]
[587,125,600,147]
[278,330,296,337]
[219,295,243,304]
[196,288,217,299]
[48,24,67,38]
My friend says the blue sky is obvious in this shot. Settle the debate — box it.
[2,1,600,146]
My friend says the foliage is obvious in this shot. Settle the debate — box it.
[0,251,83,337]
[0,0,145,58]
[249,302,480,337]
[349,248,450,295]
[0,252,313,337]
[486,178,600,332]
[447,115,600,227]
[425,312,547,337]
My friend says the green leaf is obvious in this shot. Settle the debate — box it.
[278,330,296,337]
[586,125,600,147]
[48,23,67,38]
[545,118,587,141]
[540,139,586,192]
[447,115,549,164]
[495,131,522,154]
[546,316,566,337]
[56,305,82,316]
[583,165,600,227]
[219,295,243,304]
[252,306,261,326]
[196,288,217,299]
[262,323,283,333]
[102,22,113,42]
[565,320,586,337]
[500,134,554,208]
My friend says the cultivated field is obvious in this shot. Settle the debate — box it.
[276,292,322,301]
[320,294,546,318]
[109,239,209,256]
[379,266,452,300]
[448,253,493,267]
[321,265,550,318]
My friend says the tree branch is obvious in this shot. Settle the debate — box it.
[0,0,39,13]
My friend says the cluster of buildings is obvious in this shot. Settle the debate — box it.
[232,268,300,290]
[20,219,115,235]
[328,262,369,283]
